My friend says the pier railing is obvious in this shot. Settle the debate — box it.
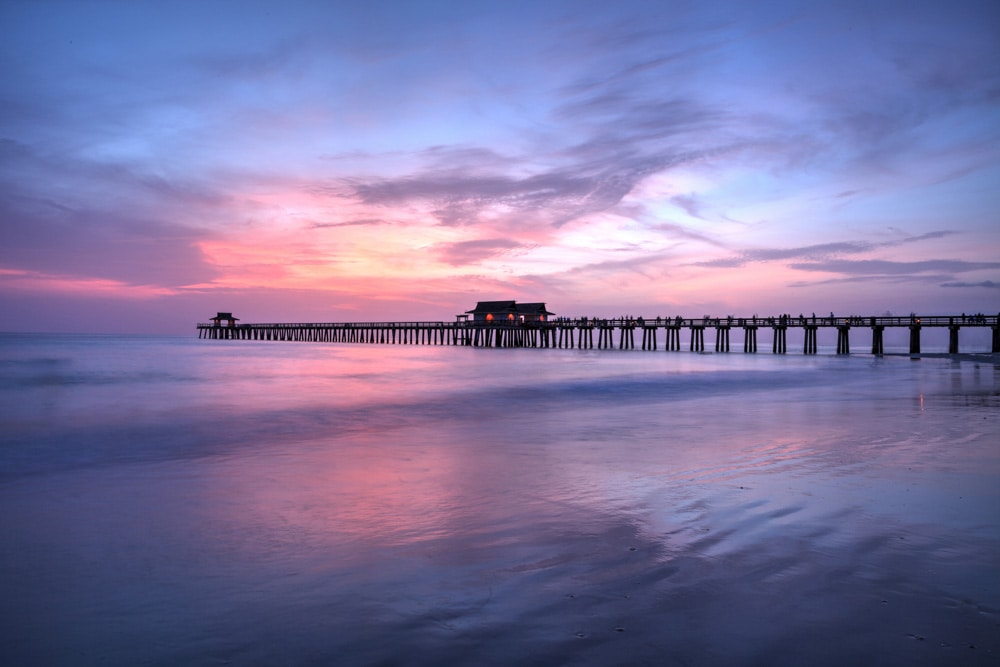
[197,314,1000,355]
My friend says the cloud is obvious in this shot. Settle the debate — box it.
[0,267,179,298]
[309,218,385,228]
[693,256,750,269]
[896,230,957,244]
[787,274,954,288]
[693,232,963,269]
[354,170,594,207]
[670,194,705,220]
[648,221,727,248]
[345,136,730,235]
[790,259,1000,275]
[349,168,627,229]
[0,141,222,288]
[434,238,527,267]
[0,193,218,288]
[752,242,874,261]
[546,252,669,281]
[693,241,874,268]
[337,86,739,233]
[940,280,999,289]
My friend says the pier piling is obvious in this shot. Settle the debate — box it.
[803,326,818,354]
[715,326,730,352]
[909,324,921,355]
[871,325,884,355]
[690,326,705,352]
[836,325,851,355]
[772,326,787,354]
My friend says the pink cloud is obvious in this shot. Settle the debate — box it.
[0,268,178,299]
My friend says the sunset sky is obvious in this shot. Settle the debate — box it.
[2,0,998,333]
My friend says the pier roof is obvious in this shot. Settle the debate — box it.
[515,302,555,316]
[465,301,517,315]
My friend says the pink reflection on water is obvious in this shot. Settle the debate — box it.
[2,340,999,665]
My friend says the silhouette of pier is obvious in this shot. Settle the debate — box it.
[198,313,1000,355]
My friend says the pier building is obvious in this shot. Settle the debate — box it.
[465,301,555,324]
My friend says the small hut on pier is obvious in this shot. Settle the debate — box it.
[210,312,239,328]
[464,301,554,323]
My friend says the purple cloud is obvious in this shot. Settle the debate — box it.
[435,238,527,267]
[790,259,1000,276]
[694,232,964,270]
[940,280,999,289]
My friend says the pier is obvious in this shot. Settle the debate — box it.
[198,313,1000,355]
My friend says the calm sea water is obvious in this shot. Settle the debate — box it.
[1,334,998,666]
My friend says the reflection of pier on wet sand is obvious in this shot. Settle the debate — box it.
[198,314,1000,355]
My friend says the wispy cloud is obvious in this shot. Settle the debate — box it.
[790,259,1000,275]
[434,238,529,267]
[940,280,999,289]
[693,232,962,270]
[647,221,727,248]
[0,267,179,298]
[693,241,875,268]
[309,219,386,229]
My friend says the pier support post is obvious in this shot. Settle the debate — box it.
[743,326,757,353]
[664,327,680,351]
[772,326,787,354]
[836,325,850,355]
[909,325,921,355]
[871,325,884,355]
[642,327,657,351]
[690,326,705,352]
[714,326,730,352]
[948,325,960,355]
[993,324,1000,353]
[803,326,817,354]
[619,325,635,350]
[598,326,613,349]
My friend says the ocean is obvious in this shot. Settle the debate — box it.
[1,333,997,666]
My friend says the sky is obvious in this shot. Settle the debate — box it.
[1,0,998,334]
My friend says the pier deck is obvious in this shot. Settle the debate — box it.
[198,314,1000,355]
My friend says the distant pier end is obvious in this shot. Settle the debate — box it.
[198,307,1000,355]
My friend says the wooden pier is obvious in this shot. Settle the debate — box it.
[198,314,1000,355]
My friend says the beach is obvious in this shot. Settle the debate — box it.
[1,334,997,665]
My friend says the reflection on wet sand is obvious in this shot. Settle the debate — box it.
[0,338,997,665]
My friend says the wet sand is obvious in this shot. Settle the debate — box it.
[1,338,997,665]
